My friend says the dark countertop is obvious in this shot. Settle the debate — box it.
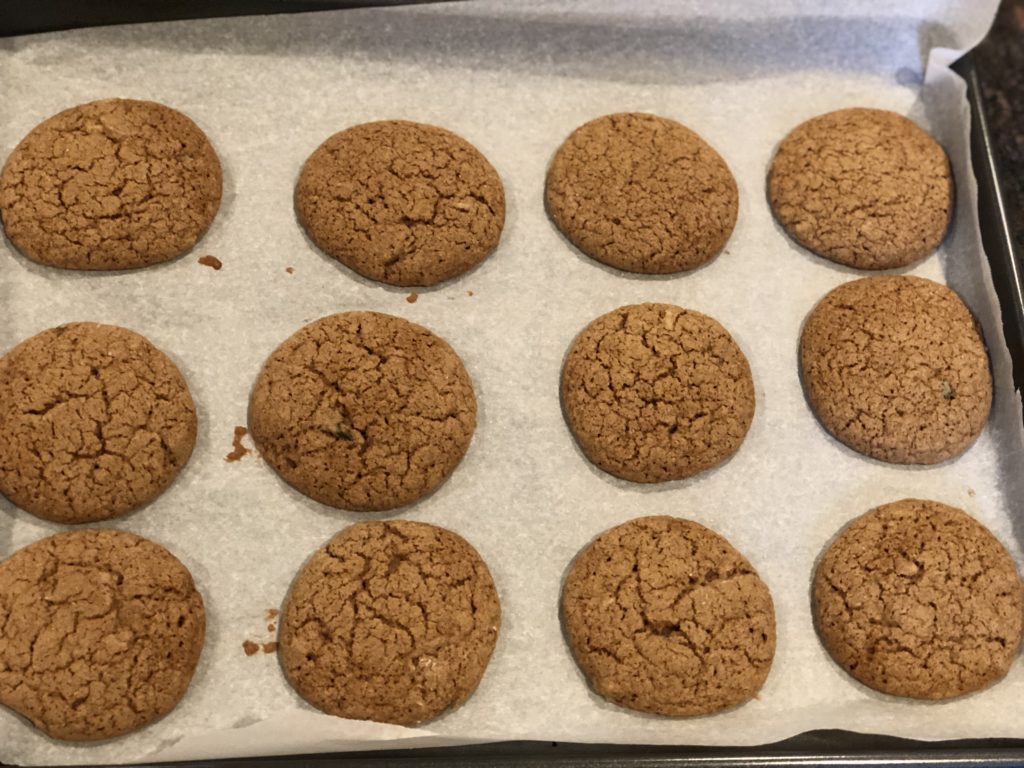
[974,0,1024,249]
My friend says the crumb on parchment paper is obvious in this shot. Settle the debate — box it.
[226,426,251,462]
[198,255,222,270]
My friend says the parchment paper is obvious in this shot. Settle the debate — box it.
[0,1,1019,764]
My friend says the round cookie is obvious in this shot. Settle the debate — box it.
[800,276,991,465]
[295,120,505,286]
[279,520,501,725]
[768,108,953,269]
[813,499,1024,700]
[0,528,205,740]
[562,303,755,483]
[545,112,738,274]
[0,98,222,270]
[249,311,476,512]
[562,515,776,716]
[0,322,198,523]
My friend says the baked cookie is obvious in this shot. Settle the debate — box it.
[814,499,1023,699]
[562,515,775,716]
[562,303,755,483]
[545,112,738,274]
[295,120,505,286]
[768,108,953,269]
[0,98,222,270]
[800,276,991,464]
[0,322,198,523]
[249,311,476,511]
[279,520,501,725]
[0,528,205,740]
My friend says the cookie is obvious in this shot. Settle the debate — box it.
[0,322,198,523]
[0,98,222,270]
[768,108,953,269]
[279,520,501,725]
[249,311,476,511]
[295,120,505,286]
[814,499,1023,699]
[0,528,205,740]
[562,303,755,483]
[800,276,991,464]
[562,515,775,716]
[545,112,738,274]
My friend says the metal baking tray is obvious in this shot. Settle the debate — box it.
[2,3,1024,767]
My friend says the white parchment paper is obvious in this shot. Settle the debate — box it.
[0,1,1019,764]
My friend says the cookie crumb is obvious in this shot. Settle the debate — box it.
[267,623,276,632]
[265,608,279,620]
[262,641,279,654]
[467,290,474,297]
[198,255,222,270]
[406,292,419,304]
[225,426,251,462]
[242,640,260,657]
[286,266,294,274]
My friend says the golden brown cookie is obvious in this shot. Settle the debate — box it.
[768,108,953,269]
[562,515,775,716]
[545,112,738,274]
[279,520,501,725]
[249,311,476,511]
[0,529,205,740]
[813,499,1024,700]
[562,303,755,483]
[295,120,505,286]
[0,323,198,523]
[800,276,991,464]
[0,98,222,270]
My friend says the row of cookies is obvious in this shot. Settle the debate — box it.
[0,99,952,281]
[2,495,1019,741]
[0,270,991,527]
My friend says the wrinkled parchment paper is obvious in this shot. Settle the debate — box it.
[1,1,1019,764]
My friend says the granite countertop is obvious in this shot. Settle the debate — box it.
[974,0,1024,251]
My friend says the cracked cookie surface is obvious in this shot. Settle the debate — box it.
[0,528,205,740]
[249,312,476,511]
[768,108,953,269]
[800,276,991,465]
[562,515,775,716]
[813,499,1023,699]
[545,112,738,274]
[295,120,505,287]
[562,303,755,483]
[279,520,501,725]
[0,322,198,523]
[0,98,222,270]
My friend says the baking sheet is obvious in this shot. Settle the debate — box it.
[0,1,1018,764]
